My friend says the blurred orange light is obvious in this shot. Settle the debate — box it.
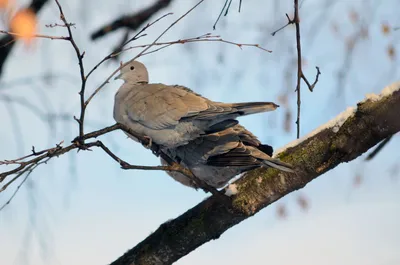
[10,9,37,43]
[0,0,9,9]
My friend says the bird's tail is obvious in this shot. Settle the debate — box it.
[230,102,279,116]
[262,157,295,173]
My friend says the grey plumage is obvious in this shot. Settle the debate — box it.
[113,60,279,148]
[161,123,294,189]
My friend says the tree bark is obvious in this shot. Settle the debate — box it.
[110,84,400,265]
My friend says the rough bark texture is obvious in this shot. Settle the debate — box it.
[110,89,400,265]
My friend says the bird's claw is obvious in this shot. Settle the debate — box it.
[142,136,152,149]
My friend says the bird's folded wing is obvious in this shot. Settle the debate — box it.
[176,129,241,163]
[206,143,261,167]
[124,84,236,130]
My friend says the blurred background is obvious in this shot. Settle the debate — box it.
[0,0,399,264]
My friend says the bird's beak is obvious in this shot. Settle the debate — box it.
[114,73,122,80]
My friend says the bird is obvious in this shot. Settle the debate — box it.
[113,59,280,148]
[160,123,294,189]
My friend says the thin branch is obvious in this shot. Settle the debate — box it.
[0,122,224,199]
[54,0,87,138]
[271,13,292,36]
[77,124,226,199]
[85,0,205,108]
[271,2,321,139]
[85,12,173,80]
[45,22,75,28]
[294,0,303,139]
[0,30,70,40]
[0,163,36,211]
[116,34,272,57]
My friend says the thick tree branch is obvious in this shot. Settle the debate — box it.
[110,83,400,265]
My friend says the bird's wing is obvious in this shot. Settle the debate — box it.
[123,84,239,130]
[175,126,242,164]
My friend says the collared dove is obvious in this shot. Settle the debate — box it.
[161,123,294,189]
[114,60,279,148]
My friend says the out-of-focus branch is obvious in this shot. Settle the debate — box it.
[213,0,244,30]
[109,84,400,265]
[365,135,394,161]
[90,0,173,41]
[0,0,50,77]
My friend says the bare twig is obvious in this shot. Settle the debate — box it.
[293,0,321,138]
[77,124,226,198]
[45,22,75,28]
[0,162,38,211]
[0,121,224,199]
[116,34,272,57]
[85,0,205,108]
[0,30,70,40]
[85,12,173,80]
[271,1,321,138]
[271,13,292,36]
[54,0,87,138]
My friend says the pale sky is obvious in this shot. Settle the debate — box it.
[0,0,399,264]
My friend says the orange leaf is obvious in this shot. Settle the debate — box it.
[10,9,37,44]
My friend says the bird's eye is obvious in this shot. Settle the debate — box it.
[130,66,135,70]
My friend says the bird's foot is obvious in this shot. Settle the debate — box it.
[141,136,153,149]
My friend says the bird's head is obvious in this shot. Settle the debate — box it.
[114,60,149,84]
